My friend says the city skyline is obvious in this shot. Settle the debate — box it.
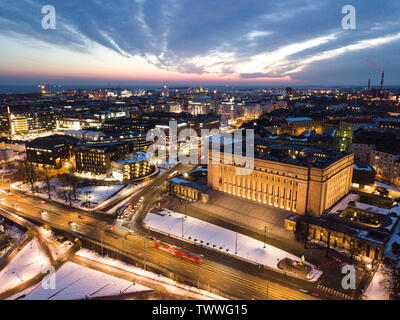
[1,0,400,87]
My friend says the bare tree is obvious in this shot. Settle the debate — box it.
[44,166,51,199]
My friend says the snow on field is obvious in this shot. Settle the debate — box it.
[19,262,151,300]
[364,264,391,300]
[76,184,125,205]
[38,227,74,261]
[76,249,225,300]
[12,179,125,210]
[144,209,322,281]
[0,239,50,294]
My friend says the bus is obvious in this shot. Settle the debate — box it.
[152,237,202,263]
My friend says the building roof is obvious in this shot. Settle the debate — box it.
[298,214,390,245]
[116,151,149,164]
[285,117,313,122]
[167,176,212,193]
[255,139,352,169]
[26,135,79,149]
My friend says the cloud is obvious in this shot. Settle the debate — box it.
[0,0,400,84]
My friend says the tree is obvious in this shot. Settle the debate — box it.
[16,159,38,193]
[392,242,400,257]
[59,173,72,205]
[44,167,51,199]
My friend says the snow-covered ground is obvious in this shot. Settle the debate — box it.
[12,179,125,211]
[384,218,400,262]
[363,207,400,300]
[76,185,125,205]
[144,208,322,281]
[76,249,225,300]
[104,181,150,214]
[364,264,391,300]
[0,239,50,294]
[17,262,151,300]
[38,227,75,261]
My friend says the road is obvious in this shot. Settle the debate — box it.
[0,168,320,300]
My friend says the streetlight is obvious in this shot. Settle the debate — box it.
[263,226,267,249]
[197,263,200,289]
[100,229,104,256]
[181,215,184,238]
[143,236,147,270]
[235,232,238,254]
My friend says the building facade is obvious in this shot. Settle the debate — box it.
[207,145,354,216]
[111,152,153,181]
[74,143,130,176]
[26,135,78,168]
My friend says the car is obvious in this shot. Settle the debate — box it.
[0,197,4,201]
[40,210,47,215]
[8,193,12,196]
[68,221,77,227]
[78,215,86,219]
[13,202,18,206]
[40,200,46,204]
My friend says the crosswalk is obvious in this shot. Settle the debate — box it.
[316,284,354,300]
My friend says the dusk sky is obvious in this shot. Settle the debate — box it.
[0,0,399,87]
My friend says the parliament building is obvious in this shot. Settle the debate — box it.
[207,141,354,217]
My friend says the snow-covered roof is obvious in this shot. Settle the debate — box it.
[374,181,400,192]
[116,152,149,164]
[286,117,313,122]
[354,163,374,172]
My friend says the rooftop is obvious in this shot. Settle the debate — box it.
[167,175,212,194]
[26,135,79,149]
[116,151,149,164]
[285,117,313,122]
[255,139,352,169]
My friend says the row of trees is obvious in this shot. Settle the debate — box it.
[14,159,78,205]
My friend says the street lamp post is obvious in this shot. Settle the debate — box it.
[143,237,147,270]
[101,230,103,256]
[235,232,238,254]
[264,226,266,249]
[124,234,128,252]
[197,263,200,289]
